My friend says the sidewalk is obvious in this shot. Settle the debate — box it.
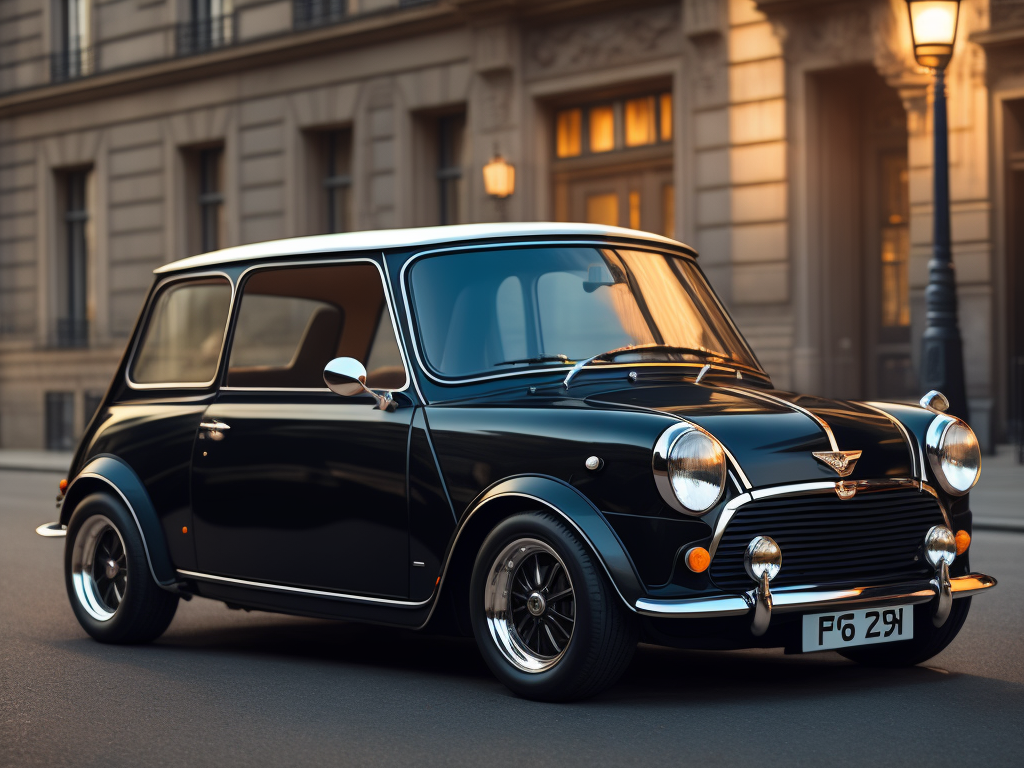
[1,445,1020,529]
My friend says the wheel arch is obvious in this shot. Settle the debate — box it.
[430,475,644,631]
[60,454,177,587]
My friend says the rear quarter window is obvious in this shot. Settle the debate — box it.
[131,278,232,386]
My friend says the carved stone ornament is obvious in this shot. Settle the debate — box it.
[525,5,682,80]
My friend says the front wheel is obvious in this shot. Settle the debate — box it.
[65,492,179,644]
[469,512,637,701]
[839,597,971,667]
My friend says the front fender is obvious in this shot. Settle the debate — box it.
[60,454,177,587]
[450,474,646,609]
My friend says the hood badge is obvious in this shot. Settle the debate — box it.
[812,450,862,478]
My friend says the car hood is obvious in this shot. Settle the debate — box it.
[587,382,916,488]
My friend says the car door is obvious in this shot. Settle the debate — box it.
[189,259,414,598]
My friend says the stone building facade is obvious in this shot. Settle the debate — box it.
[0,0,1021,449]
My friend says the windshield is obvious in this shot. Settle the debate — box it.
[408,246,760,379]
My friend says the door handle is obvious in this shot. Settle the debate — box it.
[199,420,230,440]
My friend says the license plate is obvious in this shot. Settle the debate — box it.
[802,605,912,652]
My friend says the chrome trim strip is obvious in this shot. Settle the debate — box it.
[63,473,166,586]
[381,250,425,403]
[634,572,996,618]
[859,401,920,482]
[232,257,412,394]
[126,271,235,391]
[176,569,433,607]
[707,479,951,562]
[588,397,753,490]
[716,386,840,452]
[397,240,768,388]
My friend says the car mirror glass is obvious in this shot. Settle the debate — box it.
[324,357,370,397]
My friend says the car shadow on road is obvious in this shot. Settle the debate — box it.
[61,609,965,705]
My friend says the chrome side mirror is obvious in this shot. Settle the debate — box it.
[323,358,396,411]
[920,390,950,414]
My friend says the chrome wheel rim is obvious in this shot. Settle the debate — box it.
[483,538,576,673]
[70,515,128,622]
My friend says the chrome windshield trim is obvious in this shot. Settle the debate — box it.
[398,240,766,388]
[707,479,951,562]
[232,256,412,394]
[635,572,996,618]
[125,271,235,391]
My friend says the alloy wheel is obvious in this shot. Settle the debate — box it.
[70,515,128,621]
[483,537,576,673]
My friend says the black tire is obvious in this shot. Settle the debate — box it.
[64,492,179,644]
[839,597,971,667]
[469,512,638,701]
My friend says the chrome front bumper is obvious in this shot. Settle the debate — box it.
[636,572,997,621]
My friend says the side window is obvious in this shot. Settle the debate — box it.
[131,278,232,385]
[226,262,407,390]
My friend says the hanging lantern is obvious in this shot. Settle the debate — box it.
[483,154,515,198]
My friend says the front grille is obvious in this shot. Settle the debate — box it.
[710,488,944,590]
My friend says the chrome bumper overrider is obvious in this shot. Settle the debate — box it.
[635,572,997,620]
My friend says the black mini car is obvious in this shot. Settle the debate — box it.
[44,223,996,701]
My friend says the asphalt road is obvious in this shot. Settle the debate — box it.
[2,470,1022,767]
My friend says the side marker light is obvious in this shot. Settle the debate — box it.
[685,546,711,573]
[59,478,68,494]
[955,529,970,556]
[182,526,188,534]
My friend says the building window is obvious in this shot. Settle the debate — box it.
[45,392,76,451]
[437,114,465,226]
[178,0,234,56]
[55,169,90,348]
[53,0,92,82]
[323,129,353,233]
[83,391,104,427]
[555,91,673,159]
[293,0,347,29]
[187,146,225,255]
[880,152,910,330]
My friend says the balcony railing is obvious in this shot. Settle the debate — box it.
[294,0,348,29]
[177,14,236,57]
[51,47,95,84]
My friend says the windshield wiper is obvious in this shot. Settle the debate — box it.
[562,344,729,389]
[495,354,571,367]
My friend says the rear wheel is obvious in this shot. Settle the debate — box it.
[469,512,637,701]
[839,597,971,667]
[65,492,179,644]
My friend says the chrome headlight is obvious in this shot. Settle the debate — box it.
[925,415,981,496]
[653,425,727,515]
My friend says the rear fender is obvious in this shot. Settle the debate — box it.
[60,454,177,587]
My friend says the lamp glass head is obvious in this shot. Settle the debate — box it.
[483,156,515,198]
[907,1,960,69]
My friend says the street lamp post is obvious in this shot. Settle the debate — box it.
[906,0,969,420]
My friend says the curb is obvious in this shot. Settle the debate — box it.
[973,518,1024,534]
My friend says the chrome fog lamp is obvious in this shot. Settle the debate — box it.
[925,415,981,495]
[653,426,727,515]
[744,535,782,582]
[923,525,956,569]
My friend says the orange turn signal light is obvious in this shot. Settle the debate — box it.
[955,529,971,556]
[58,478,68,494]
[182,526,188,534]
[686,546,711,573]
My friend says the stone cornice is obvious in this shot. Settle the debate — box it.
[0,2,457,118]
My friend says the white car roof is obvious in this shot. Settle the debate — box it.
[155,222,696,273]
